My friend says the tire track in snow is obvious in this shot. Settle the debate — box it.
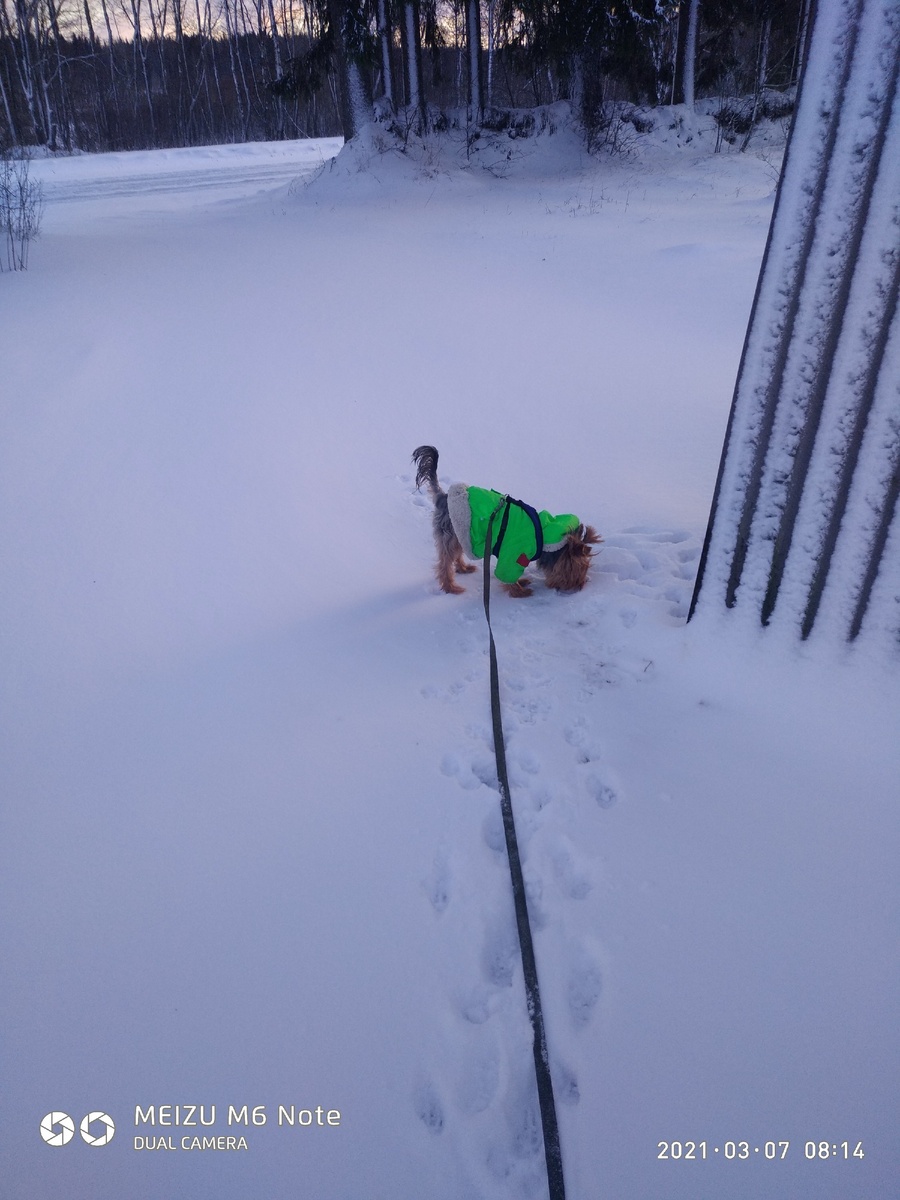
[39,164,318,204]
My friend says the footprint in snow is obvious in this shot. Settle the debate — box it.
[523,872,547,930]
[424,849,450,914]
[556,1061,581,1106]
[528,783,554,812]
[443,752,500,793]
[482,807,506,853]
[551,839,592,900]
[413,1080,445,1135]
[585,773,619,809]
[455,1034,500,1115]
[565,718,604,764]
[512,749,540,776]
[502,1070,544,1162]
[574,744,604,765]
[481,917,517,988]
[456,984,495,1024]
[567,950,604,1028]
[565,715,588,741]
[508,692,552,724]
[666,585,690,620]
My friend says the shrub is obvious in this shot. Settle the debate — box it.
[1,150,44,272]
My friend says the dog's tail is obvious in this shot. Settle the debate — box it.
[412,445,444,500]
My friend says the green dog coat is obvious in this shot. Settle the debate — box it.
[447,483,580,584]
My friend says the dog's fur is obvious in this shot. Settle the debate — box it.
[413,445,601,597]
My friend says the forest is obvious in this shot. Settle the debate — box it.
[0,0,810,153]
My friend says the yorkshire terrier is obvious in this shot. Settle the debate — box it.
[413,445,601,598]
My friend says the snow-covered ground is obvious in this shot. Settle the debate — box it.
[2,114,898,1200]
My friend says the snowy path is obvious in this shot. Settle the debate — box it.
[2,129,898,1200]
[29,139,343,220]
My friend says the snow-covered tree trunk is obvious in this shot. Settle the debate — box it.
[465,0,483,124]
[672,0,700,107]
[689,0,900,652]
[401,0,426,132]
[328,0,373,141]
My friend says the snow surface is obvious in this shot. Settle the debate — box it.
[2,115,898,1200]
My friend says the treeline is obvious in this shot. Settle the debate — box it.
[0,0,811,152]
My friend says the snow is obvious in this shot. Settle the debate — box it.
[2,113,898,1200]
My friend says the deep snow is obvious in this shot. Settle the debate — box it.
[2,113,898,1200]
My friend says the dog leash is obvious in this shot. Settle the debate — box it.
[483,499,567,1200]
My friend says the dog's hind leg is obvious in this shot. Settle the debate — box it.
[437,559,465,594]
[434,494,466,594]
[436,536,465,593]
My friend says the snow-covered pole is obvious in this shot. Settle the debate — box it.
[689,0,900,652]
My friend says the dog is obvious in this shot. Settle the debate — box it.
[413,445,601,598]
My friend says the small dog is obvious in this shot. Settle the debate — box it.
[413,445,601,597]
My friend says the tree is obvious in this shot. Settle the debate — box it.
[465,0,483,122]
[375,0,394,108]
[401,0,426,130]
[327,0,373,139]
[672,0,700,105]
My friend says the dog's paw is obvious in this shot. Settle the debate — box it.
[456,562,477,574]
[504,580,533,599]
[441,582,466,595]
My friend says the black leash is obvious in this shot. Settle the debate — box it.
[483,499,566,1200]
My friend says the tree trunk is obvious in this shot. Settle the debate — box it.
[740,15,771,151]
[376,0,393,107]
[401,0,426,132]
[792,0,813,86]
[0,45,18,144]
[328,0,372,140]
[672,0,700,107]
[465,0,483,123]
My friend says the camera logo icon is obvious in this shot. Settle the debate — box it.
[39,1113,75,1147]
[40,1111,115,1147]
[80,1112,116,1146]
